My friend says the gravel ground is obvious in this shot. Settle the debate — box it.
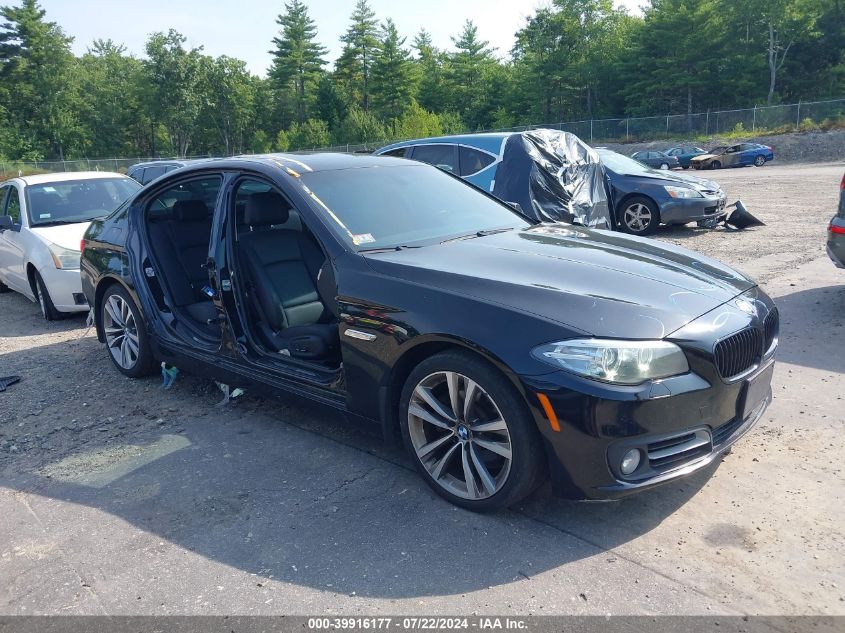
[0,162,843,616]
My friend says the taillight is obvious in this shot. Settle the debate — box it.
[840,172,845,190]
[830,223,845,235]
[80,239,85,252]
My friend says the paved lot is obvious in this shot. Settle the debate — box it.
[0,162,843,615]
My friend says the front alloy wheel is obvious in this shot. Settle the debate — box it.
[100,286,155,377]
[408,371,512,501]
[754,155,766,166]
[621,196,659,235]
[400,351,545,511]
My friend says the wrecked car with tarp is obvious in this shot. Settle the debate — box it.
[375,129,763,235]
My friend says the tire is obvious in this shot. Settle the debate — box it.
[100,284,155,378]
[33,271,62,321]
[619,196,660,236]
[0,278,10,293]
[682,165,689,170]
[754,155,766,167]
[710,160,722,170]
[399,350,545,512]
[659,163,669,170]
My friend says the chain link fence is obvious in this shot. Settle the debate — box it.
[316,97,845,153]
[1,98,843,173]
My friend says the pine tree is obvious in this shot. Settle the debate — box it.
[334,0,380,111]
[371,19,414,120]
[413,29,449,113]
[269,0,327,124]
[448,20,496,128]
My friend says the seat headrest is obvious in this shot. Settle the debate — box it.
[172,199,209,222]
[245,191,290,226]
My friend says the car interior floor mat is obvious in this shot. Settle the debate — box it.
[0,376,21,392]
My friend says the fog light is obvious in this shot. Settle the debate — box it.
[620,449,641,475]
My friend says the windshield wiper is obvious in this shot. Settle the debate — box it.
[440,227,515,244]
[359,244,424,254]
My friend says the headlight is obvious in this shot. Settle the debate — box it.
[532,339,689,385]
[47,242,81,270]
[664,185,702,199]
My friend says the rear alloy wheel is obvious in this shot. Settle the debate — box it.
[659,163,669,170]
[710,160,722,170]
[33,271,61,321]
[101,285,155,377]
[754,155,766,167]
[400,351,544,511]
[620,196,660,236]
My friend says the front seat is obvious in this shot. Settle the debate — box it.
[239,191,338,360]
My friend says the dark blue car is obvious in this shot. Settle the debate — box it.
[666,146,707,169]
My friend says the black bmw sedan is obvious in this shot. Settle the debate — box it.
[81,154,778,512]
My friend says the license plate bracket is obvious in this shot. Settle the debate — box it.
[739,362,774,421]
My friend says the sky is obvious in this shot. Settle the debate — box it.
[37,0,644,77]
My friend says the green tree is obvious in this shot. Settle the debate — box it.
[335,0,380,111]
[269,0,327,124]
[288,117,330,149]
[0,0,79,159]
[315,71,350,131]
[412,29,450,113]
[371,18,415,120]
[201,55,256,155]
[144,29,205,156]
[447,20,497,128]
[332,106,385,144]
[389,101,443,139]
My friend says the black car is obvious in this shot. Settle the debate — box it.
[81,154,778,511]
[598,149,728,235]
[127,160,203,185]
[631,151,680,170]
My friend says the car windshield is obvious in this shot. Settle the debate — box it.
[299,164,531,250]
[597,149,658,177]
[27,178,141,226]
[711,146,728,154]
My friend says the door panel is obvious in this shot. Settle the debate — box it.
[0,185,29,293]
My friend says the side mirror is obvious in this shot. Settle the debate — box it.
[0,215,16,232]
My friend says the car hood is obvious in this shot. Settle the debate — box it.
[690,153,718,162]
[610,166,720,191]
[365,225,754,339]
[29,222,91,251]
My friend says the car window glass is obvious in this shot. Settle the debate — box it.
[128,167,144,182]
[233,178,301,232]
[0,187,8,214]
[458,146,495,176]
[382,147,408,158]
[6,187,21,223]
[27,178,139,226]
[143,165,167,183]
[300,163,529,250]
[148,176,222,219]
[411,145,456,173]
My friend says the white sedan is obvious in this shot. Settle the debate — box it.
[0,172,140,320]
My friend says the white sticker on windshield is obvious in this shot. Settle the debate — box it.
[352,233,375,245]
[39,213,51,219]
[42,187,56,192]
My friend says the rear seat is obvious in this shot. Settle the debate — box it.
[146,199,217,325]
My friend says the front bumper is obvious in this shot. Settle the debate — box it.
[520,293,777,500]
[39,266,88,312]
[659,193,728,224]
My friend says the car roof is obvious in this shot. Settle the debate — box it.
[213,152,415,174]
[129,159,201,170]
[377,132,513,155]
[14,171,128,186]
